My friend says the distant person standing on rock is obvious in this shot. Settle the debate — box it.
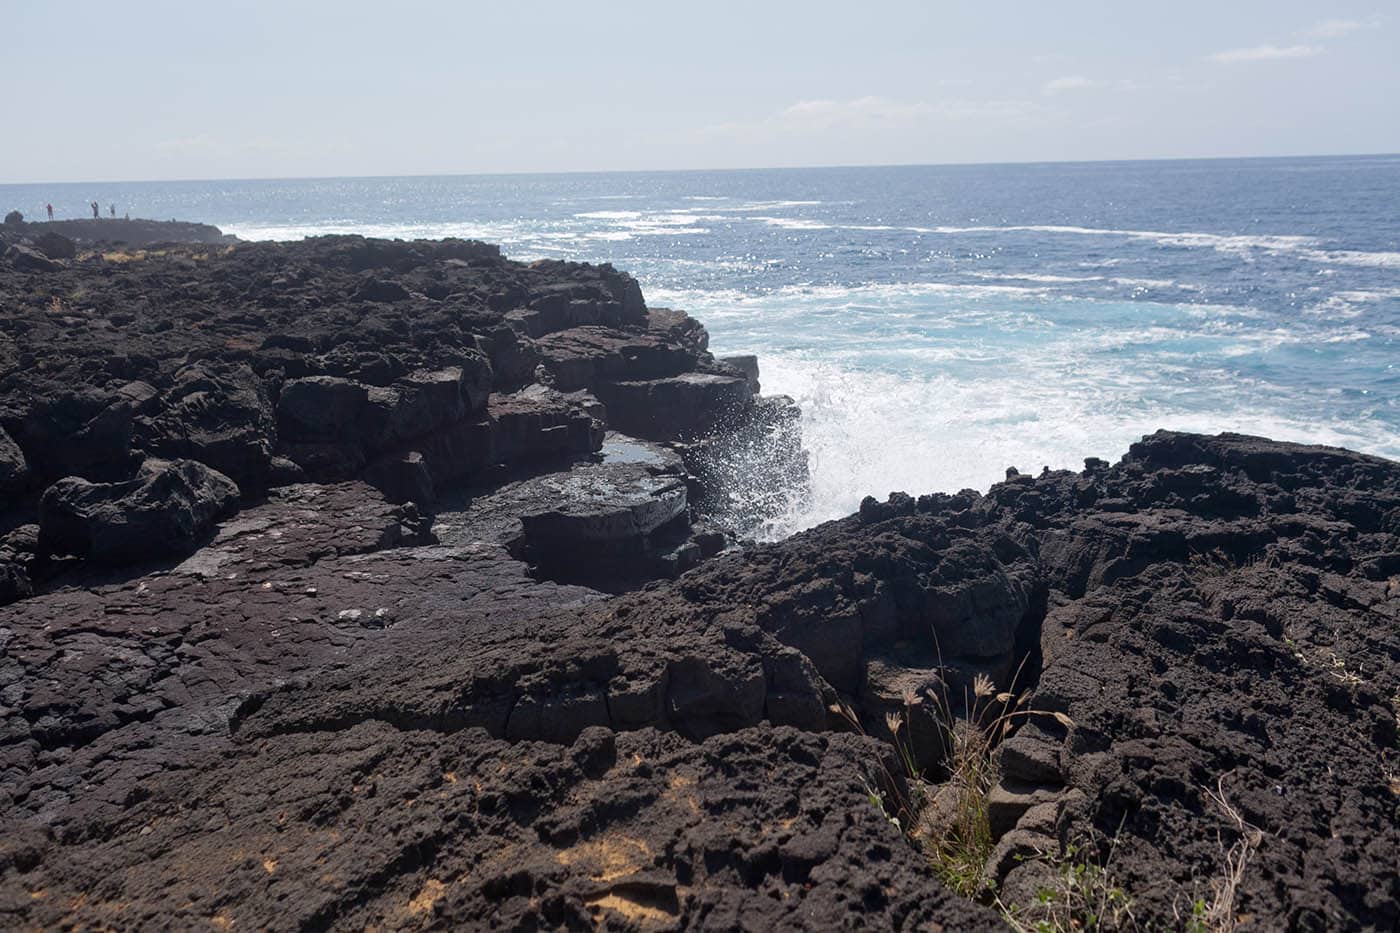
[91,201,99,219]
[46,203,54,220]
[109,204,116,218]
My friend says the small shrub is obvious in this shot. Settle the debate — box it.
[1000,840,1137,932]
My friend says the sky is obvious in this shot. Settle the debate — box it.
[4,1,1397,182]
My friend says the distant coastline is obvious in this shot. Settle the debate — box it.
[0,215,233,248]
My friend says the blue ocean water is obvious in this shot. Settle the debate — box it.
[5,157,1398,534]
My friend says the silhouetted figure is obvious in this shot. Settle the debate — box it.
[109,204,116,218]
[46,203,54,220]
[91,201,99,219]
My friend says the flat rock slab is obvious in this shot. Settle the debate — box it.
[4,724,1000,930]
[432,433,688,551]
[518,465,687,544]
[596,372,753,441]
[0,481,600,832]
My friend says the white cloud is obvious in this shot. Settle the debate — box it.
[1042,75,1097,95]
[1302,18,1376,39]
[697,94,1045,143]
[1208,44,1324,64]
[779,96,933,130]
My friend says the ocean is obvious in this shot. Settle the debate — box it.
[5,156,1398,537]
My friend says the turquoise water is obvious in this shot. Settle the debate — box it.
[5,157,1397,533]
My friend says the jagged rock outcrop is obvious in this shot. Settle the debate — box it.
[0,233,799,606]
[3,429,1395,929]
[1,233,1395,929]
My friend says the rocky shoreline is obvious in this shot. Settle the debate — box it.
[0,226,1396,930]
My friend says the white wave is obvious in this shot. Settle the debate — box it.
[625,226,711,237]
[1305,296,1368,319]
[1335,288,1400,302]
[573,210,642,220]
[710,200,824,212]
[970,272,1104,284]
[1111,276,1192,290]
[890,222,1400,271]
[622,213,721,227]
[756,217,832,230]
[571,210,717,238]
[733,350,1400,539]
[919,223,1320,253]
[1299,248,1400,269]
[221,220,522,242]
[643,280,1059,309]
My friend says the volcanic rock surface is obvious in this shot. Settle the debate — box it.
[1,217,234,249]
[0,232,1396,930]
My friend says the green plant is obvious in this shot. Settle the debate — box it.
[1180,896,1209,933]
[999,840,1137,932]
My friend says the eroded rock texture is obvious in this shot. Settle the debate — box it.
[3,430,1395,930]
[1,234,1396,930]
[0,234,801,603]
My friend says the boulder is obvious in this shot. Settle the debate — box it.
[519,462,689,547]
[358,369,467,453]
[3,209,22,226]
[432,450,707,590]
[0,424,31,502]
[450,349,494,411]
[647,307,709,354]
[487,385,603,468]
[6,243,60,273]
[354,276,412,303]
[143,363,275,491]
[276,375,368,440]
[0,555,30,605]
[32,231,76,260]
[594,372,753,441]
[363,450,435,505]
[534,326,696,391]
[39,458,241,564]
[11,388,143,482]
[0,523,35,605]
[719,353,761,393]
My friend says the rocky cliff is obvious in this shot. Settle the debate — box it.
[0,233,1395,930]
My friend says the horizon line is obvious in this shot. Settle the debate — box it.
[3,150,1398,189]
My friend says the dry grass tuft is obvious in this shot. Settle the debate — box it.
[100,249,152,263]
[1197,776,1263,933]
[903,661,1074,898]
[1187,548,1240,577]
